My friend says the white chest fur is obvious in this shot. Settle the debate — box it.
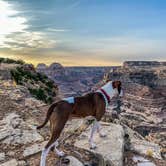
[101,81,117,99]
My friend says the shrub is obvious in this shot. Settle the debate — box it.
[0,57,24,64]
[46,80,54,89]
[10,69,23,84]
[10,66,56,104]
[29,88,47,101]
[46,96,53,104]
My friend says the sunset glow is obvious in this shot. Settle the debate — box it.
[0,0,166,66]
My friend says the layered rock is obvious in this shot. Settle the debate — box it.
[123,61,165,68]
[1,60,165,165]
[75,122,125,166]
[0,113,43,145]
[105,61,166,153]
[36,62,65,79]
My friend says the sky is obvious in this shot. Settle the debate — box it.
[0,0,166,66]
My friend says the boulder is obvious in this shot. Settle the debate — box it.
[130,139,161,159]
[0,159,18,166]
[75,122,124,166]
[65,156,84,166]
[124,126,162,159]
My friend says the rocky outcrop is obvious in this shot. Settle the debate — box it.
[36,62,65,79]
[9,63,58,104]
[0,159,18,166]
[123,61,166,68]
[105,61,166,151]
[0,63,53,165]
[124,126,162,159]
[23,141,47,157]
[132,155,156,166]
[0,60,165,165]
[0,113,43,145]
[75,122,125,166]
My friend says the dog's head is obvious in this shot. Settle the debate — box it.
[112,81,123,97]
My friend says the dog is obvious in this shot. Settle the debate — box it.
[37,80,123,166]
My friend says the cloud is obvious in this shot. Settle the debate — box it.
[4,31,56,51]
[0,0,28,46]
[46,28,70,32]
[0,0,58,53]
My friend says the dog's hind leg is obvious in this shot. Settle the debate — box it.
[40,102,72,166]
[40,123,66,166]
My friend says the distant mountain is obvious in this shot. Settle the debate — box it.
[36,62,118,97]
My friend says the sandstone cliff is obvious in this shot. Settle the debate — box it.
[0,59,165,166]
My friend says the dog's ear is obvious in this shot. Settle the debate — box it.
[104,73,110,83]
[112,81,122,95]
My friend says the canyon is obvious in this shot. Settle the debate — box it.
[0,59,165,166]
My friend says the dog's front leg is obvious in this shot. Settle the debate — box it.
[54,141,65,157]
[96,122,106,137]
[89,120,98,149]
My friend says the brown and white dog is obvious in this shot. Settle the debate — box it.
[37,80,123,166]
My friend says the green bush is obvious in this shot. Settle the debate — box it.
[28,88,53,104]
[29,88,46,101]
[46,96,53,104]
[10,69,23,84]
[10,66,56,104]
[46,80,54,89]
[0,57,24,64]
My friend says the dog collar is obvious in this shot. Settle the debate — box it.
[97,89,110,108]
[100,88,111,103]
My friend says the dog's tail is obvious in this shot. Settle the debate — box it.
[36,102,58,129]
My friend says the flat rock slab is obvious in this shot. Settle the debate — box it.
[133,155,156,166]
[0,159,17,166]
[75,122,124,166]
[23,141,47,157]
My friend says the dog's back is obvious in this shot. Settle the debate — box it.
[71,92,105,118]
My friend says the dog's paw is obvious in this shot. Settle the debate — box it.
[99,132,107,138]
[89,143,97,149]
[57,151,65,157]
